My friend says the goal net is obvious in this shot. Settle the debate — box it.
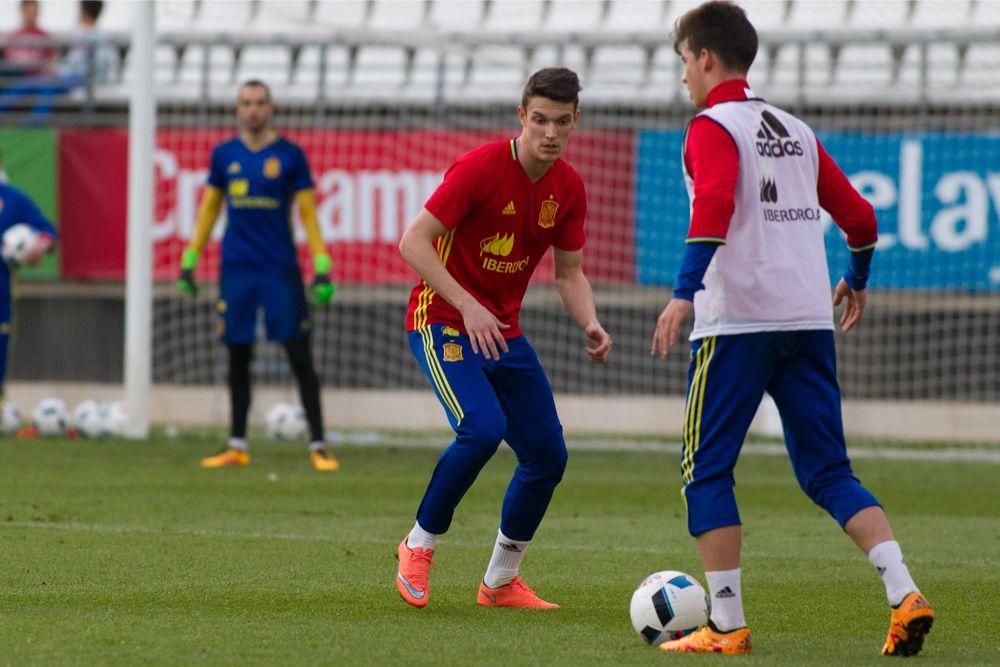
[129,1,1000,435]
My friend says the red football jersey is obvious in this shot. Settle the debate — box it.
[406,138,587,338]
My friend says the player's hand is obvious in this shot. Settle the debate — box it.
[23,235,52,266]
[833,279,866,333]
[310,252,335,306]
[651,298,693,359]
[460,300,509,361]
[311,274,336,305]
[584,321,612,364]
[177,248,199,298]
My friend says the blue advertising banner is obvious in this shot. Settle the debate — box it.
[636,130,1000,290]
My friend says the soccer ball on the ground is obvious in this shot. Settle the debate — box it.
[629,570,709,646]
[73,400,112,439]
[1,223,39,266]
[33,398,70,436]
[101,401,128,437]
[0,400,21,434]
[265,401,307,441]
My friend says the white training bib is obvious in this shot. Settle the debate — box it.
[683,96,834,339]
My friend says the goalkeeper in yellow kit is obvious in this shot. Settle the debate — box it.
[178,80,339,472]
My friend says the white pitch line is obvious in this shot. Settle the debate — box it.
[2,520,995,567]
[345,433,1000,464]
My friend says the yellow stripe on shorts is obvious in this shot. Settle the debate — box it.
[420,326,464,424]
[681,336,716,487]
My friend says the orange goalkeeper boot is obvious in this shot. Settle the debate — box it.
[396,537,434,608]
[200,448,250,468]
[658,621,752,654]
[881,591,934,656]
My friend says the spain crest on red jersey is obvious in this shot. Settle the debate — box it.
[538,198,559,228]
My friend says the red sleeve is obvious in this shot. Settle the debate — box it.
[554,172,587,251]
[816,138,878,249]
[423,156,482,229]
[684,117,738,242]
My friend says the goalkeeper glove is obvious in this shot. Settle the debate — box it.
[311,252,336,306]
[177,248,199,298]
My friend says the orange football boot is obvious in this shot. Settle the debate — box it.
[200,448,250,468]
[477,577,560,610]
[658,621,751,654]
[396,537,434,608]
[882,591,934,657]
[310,448,340,472]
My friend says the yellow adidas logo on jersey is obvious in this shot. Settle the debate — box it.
[502,201,516,215]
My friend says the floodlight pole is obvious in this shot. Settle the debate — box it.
[124,0,155,439]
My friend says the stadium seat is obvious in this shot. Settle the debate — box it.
[848,0,910,30]
[786,0,849,30]
[545,0,605,32]
[193,0,252,33]
[369,0,427,31]
[603,0,665,32]
[897,43,960,101]
[530,44,588,81]
[156,0,197,33]
[831,44,895,101]
[236,45,293,87]
[100,0,135,33]
[427,0,485,31]
[251,0,313,35]
[408,47,467,97]
[962,44,1000,97]
[483,0,545,32]
[741,1,788,31]
[322,46,352,93]
[969,0,1000,27]
[588,45,648,99]
[466,45,525,97]
[177,44,235,90]
[352,45,408,90]
[43,0,79,33]
[313,0,369,31]
[648,45,681,100]
[909,0,971,28]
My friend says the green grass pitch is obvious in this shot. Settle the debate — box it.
[1,435,998,664]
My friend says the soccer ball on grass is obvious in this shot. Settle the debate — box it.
[33,398,70,436]
[0,400,21,434]
[73,400,112,439]
[629,570,709,646]
[265,401,307,441]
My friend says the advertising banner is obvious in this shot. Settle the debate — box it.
[59,129,635,283]
[637,130,1000,290]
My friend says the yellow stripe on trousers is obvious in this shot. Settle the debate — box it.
[681,336,716,487]
[419,326,464,424]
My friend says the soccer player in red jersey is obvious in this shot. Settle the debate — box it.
[394,68,612,610]
[651,1,933,656]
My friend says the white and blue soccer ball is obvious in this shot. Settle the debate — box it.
[32,397,70,436]
[101,401,128,437]
[1,223,39,267]
[0,400,22,434]
[629,570,709,646]
[265,401,307,441]
[73,400,113,439]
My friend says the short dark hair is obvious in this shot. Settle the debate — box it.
[521,67,582,110]
[673,0,757,74]
[238,79,272,102]
[80,1,104,21]
[20,1,39,8]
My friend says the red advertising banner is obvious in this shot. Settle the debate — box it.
[59,129,635,283]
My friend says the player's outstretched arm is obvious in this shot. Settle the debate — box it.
[296,189,336,305]
[178,185,224,298]
[553,248,611,364]
[399,208,509,360]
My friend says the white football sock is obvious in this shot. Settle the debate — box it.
[868,540,918,606]
[483,530,529,589]
[406,521,438,551]
[228,437,248,452]
[308,441,326,453]
[705,568,746,632]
